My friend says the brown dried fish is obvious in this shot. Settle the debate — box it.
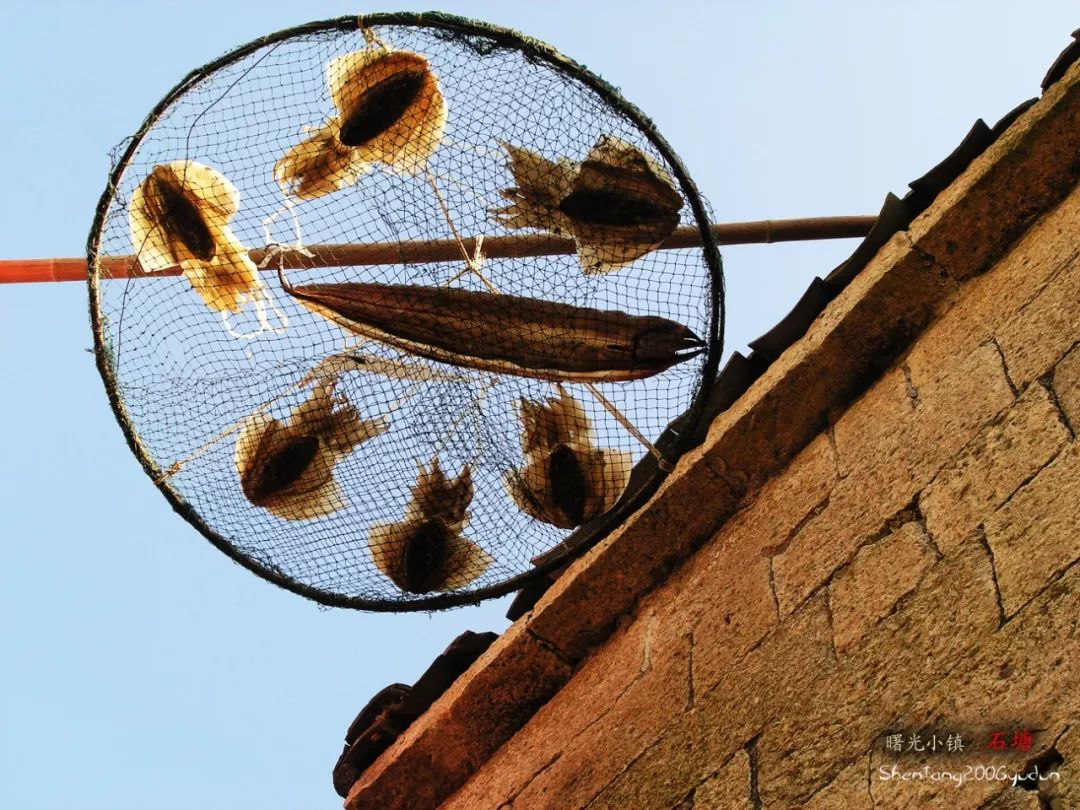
[368,459,493,593]
[506,389,632,528]
[281,279,703,382]
[129,160,262,313]
[275,48,447,199]
[234,381,387,521]
[493,135,683,274]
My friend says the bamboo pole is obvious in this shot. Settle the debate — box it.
[0,216,877,284]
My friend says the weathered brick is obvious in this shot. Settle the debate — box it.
[985,441,1080,616]
[771,480,891,617]
[759,544,1000,807]
[739,432,838,557]
[831,366,914,484]
[519,588,819,810]
[345,622,572,810]
[921,383,1071,553]
[639,435,835,694]
[687,553,775,698]
[774,371,915,615]
[829,521,937,654]
[997,241,1080,387]
[641,442,835,667]
[628,434,838,698]
[439,613,656,810]
[585,711,710,810]
[776,341,1014,615]
[699,597,838,774]
[1054,344,1080,431]
[693,749,753,810]
[801,758,873,810]
[905,340,1017,485]
[900,179,1080,378]
[508,632,691,810]
[909,59,1080,280]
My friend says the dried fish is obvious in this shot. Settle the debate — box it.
[506,389,632,528]
[234,380,387,520]
[368,459,493,593]
[281,278,704,382]
[129,160,263,313]
[275,48,447,199]
[493,135,683,274]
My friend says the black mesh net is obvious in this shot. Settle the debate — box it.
[88,13,723,610]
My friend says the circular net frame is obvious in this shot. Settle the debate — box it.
[88,13,724,611]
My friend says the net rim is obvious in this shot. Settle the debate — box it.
[86,11,725,612]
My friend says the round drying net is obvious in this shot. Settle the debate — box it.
[88,13,724,610]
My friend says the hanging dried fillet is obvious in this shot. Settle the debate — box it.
[493,135,683,274]
[234,381,387,521]
[281,278,703,382]
[129,160,263,313]
[506,389,632,528]
[368,459,493,593]
[275,48,447,199]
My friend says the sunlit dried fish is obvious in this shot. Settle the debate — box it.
[129,160,263,313]
[368,459,493,593]
[567,136,684,273]
[506,389,632,528]
[275,48,447,199]
[492,135,683,274]
[234,380,387,521]
[281,277,703,383]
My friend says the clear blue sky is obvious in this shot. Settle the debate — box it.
[1,3,1075,808]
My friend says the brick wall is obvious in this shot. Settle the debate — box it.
[437,151,1080,810]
